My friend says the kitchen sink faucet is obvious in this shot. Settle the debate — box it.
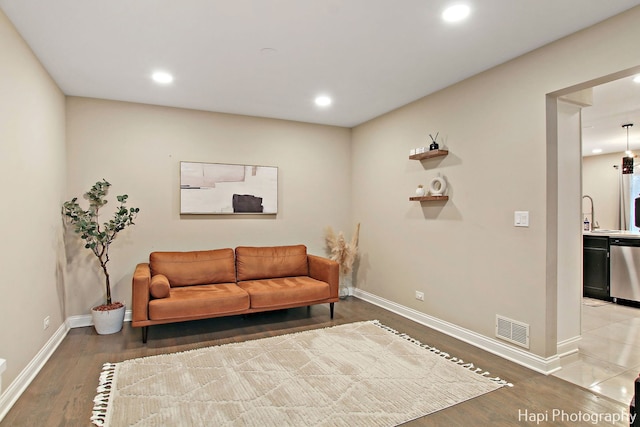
[582,195,600,230]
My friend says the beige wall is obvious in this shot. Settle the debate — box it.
[351,7,640,358]
[64,97,352,315]
[0,9,66,390]
[582,152,624,230]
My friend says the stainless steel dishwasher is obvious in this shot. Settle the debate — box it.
[609,237,640,303]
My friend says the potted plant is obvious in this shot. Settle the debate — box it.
[62,179,140,334]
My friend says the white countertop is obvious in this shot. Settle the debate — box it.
[584,230,640,238]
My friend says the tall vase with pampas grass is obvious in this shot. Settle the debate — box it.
[325,223,360,298]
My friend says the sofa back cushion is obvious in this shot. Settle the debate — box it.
[150,249,235,287]
[236,245,308,281]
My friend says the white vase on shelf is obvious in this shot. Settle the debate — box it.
[415,186,426,197]
[428,174,447,196]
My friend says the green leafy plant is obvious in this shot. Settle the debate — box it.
[62,180,140,309]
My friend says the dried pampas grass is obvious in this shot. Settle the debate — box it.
[325,223,360,274]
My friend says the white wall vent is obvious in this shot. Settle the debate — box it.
[496,315,530,349]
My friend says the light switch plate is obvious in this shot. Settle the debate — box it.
[514,211,529,227]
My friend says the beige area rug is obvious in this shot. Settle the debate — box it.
[92,321,512,426]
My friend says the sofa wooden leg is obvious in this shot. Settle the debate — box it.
[330,303,334,319]
[142,326,148,344]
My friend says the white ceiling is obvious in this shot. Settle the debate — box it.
[1,0,640,129]
[581,75,640,157]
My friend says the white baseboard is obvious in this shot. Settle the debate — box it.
[0,309,133,423]
[353,288,562,375]
[556,335,581,366]
[65,309,133,329]
[0,322,69,422]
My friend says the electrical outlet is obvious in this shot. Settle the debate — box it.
[415,291,424,301]
[43,316,50,330]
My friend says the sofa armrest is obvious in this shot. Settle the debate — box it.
[308,255,339,298]
[132,263,151,324]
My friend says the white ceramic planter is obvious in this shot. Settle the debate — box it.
[91,304,126,335]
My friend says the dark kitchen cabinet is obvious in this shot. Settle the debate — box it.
[583,235,610,300]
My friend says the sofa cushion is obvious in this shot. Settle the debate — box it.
[149,274,170,299]
[150,249,235,287]
[237,276,330,309]
[148,283,249,320]
[236,245,308,281]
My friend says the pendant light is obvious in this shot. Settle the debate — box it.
[622,123,634,174]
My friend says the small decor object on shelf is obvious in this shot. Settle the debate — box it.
[428,173,447,196]
[415,185,426,197]
[429,132,439,151]
[414,146,427,154]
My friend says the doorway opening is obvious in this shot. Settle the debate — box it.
[550,65,640,405]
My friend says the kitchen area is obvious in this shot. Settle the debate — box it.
[583,177,640,304]
[583,228,640,304]
[581,83,640,306]
[553,73,640,405]
[570,222,640,405]
[557,184,640,404]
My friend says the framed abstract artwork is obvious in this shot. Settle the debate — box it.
[180,161,278,214]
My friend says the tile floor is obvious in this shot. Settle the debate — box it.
[554,298,640,405]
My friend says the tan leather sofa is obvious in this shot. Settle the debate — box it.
[131,245,339,342]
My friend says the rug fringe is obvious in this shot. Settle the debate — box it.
[91,362,117,426]
[371,320,514,387]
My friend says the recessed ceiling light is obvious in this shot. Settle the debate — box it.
[315,96,332,107]
[592,148,603,154]
[633,74,640,83]
[152,71,174,84]
[442,4,470,23]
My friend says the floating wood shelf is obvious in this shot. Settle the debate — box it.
[409,149,448,160]
[409,195,449,202]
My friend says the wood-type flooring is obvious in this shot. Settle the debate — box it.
[0,297,630,426]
